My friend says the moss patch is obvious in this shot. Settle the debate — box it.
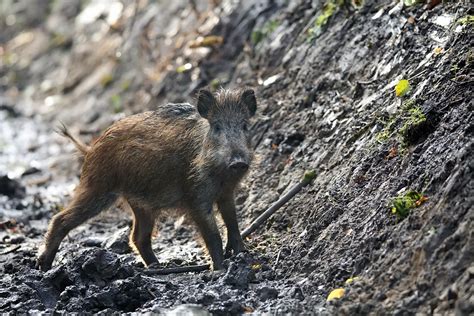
[110,94,122,113]
[399,106,426,145]
[391,191,427,219]
[307,0,344,41]
[376,117,397,143]
[457,15,474,25]
[376,99,428,148]
[251,19,279,45]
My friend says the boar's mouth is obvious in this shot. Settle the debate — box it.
[228,160,249,173]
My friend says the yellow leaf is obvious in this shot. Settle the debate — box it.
[433,47,443,55]
[327,288,345,301]
[395,79,410,97]
[251,263,262,271]
[345,276,360,284]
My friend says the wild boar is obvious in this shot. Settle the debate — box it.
[37,89,257,271]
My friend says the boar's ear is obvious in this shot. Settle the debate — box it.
[241,89,257,117]
[197,89,215,119]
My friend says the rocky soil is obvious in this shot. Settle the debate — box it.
[0,0,473,314]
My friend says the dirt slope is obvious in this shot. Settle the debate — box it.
[0,0,472,314]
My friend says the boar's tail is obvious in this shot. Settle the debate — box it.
[57,122,89,156]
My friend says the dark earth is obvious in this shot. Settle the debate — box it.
[1,0,473,314]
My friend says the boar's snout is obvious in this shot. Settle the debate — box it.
[228,157,249,173]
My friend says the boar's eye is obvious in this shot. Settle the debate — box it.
[242,122,248,132]
[213,124,222,134]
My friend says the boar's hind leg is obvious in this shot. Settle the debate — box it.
[37,188,118,271]
[217,195,246,257]
[127,201,158,266]
[191,209,224,270]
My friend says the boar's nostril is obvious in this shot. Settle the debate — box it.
[229,161,249,171]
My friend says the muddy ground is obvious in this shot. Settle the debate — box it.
[0,0,473,314]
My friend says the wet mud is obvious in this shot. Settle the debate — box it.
[0,0,473,314]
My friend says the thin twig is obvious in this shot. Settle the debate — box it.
[0,245,21,255]
[141,170,316,276]
[147,288,157,298]
[241,170,316,239]
[274,249,282,268]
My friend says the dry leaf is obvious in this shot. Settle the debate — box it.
[189,36,224,48]
[327,288,345,301]
[251,263,262,271]
[415,195,428,206]
[434,47,443,55]
[385,146,398,160]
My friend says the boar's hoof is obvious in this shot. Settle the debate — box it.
[147,261,161,269]
[36,253,53,272]
[225,239,246,258]
[212,260,225,271]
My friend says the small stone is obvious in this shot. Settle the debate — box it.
[0,175,26,198]
[258,286,279,301]
[102,227,131,254]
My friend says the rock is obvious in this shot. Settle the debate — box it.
[7,235,25,244]
[43,266,73,292]
[222,261,255,289]
[102,227,131,254]
[167,304,210,316]
[80,249,121,281]
[258,286,279,301]
[0,176,25,198]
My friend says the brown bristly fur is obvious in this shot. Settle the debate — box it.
[38,89,257,271]
[57,123,89,156]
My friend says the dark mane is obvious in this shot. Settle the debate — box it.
[154,103,197,119]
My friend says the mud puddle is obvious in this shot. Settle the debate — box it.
[0,104,307,314]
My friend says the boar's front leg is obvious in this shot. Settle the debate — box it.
[218,193,246,257]
[190,208,224,270]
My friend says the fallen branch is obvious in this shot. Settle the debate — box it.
[241,170,316,239]
[143,170,316,276]
[0,245,21,255]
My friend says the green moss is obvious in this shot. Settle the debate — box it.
[391,191,425,219]
[399,106,426,143]
[120,80,131,91]
[110,94,122,113]
[210,78,220,92]
[251,19,279,45]
[375,99,426,148]
[176,63,192,73]
[450,64,459,75]
[401,98,416,111]
[307,0,344,41]
[315,1,339,27]
[398,100,427,147]
[100,73,114,87]
[303,170,317,184]
[376,129,390,143]
[457,15,474,25]
[376,117,397,143]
